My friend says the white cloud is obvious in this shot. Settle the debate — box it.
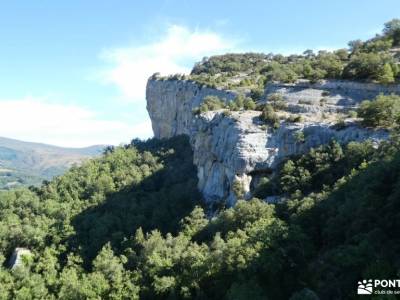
[98,25,238,101]
[0,97,153,147]
[0,26,237,147]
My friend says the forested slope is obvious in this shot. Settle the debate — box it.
[0,133,399,299]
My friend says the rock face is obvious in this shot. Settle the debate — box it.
[265,79,400,107]
[146,78,237,139]
[146,78,391,206]
[9,248,32,269]
[192,110,386,206]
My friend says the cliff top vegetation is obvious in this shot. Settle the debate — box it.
[154,19,400,92]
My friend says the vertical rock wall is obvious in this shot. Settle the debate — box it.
[146,78,391,206]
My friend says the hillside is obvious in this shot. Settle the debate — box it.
[0,137,104,189]
[0,135,399,299]
[0,19,399,300]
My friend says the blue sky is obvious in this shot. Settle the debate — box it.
[0,0,398,147]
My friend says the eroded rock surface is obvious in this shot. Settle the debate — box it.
[191,110,386,206]
[265,79,400,106]
[146,78,236,139]
[146,77,391,206]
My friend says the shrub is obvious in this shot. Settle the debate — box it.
[357,94,400,128]
[264,63,298,83]
[347,110,358,118]
[298,99,313,105]
[293,131,306,143]
[286,114,303,123]
[227,95,257,111]
[199,96,226,113]
[377,63,395,84]
[268,93,287,110]
[260,104,280,129]
[255,103,266,111]
[343,52,395,82]
[250,88,264,101]
[222,110,232,117]
[232,179,245,198]
[243,97,257,110]
[228,100,240,111]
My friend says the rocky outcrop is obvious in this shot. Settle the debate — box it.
[265,79,400,107]
[191,110,386,206]
[146,77,237,139]
[146,78,392,206]
[9,248,32,269]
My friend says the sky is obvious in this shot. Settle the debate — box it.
[0,0,399,147]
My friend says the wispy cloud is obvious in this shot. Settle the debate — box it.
[0,96,152,147]
[0,25,238,147]
[97,25,239,102]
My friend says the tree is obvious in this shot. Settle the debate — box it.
[348,39,364,53]
[334,49,349,61]
[343,52,394,81]
[314,52,344,78]
[383,19,400,45]
[268,93,287,110]
[180,206,208,237]
[364,38,393,52]
[280,160,311,194]
[303,49,315,58]
[93,243,125,283]
[308,68,327,83]
[377,63,395,84]
[357,94,400,128]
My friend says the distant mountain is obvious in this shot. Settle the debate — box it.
[0,137,105,189]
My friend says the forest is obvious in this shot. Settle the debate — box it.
[0,131,399,299]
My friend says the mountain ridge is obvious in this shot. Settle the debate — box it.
[0,136,105,189]
[0,136,105,154]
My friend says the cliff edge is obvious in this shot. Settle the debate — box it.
[146,76,391,206]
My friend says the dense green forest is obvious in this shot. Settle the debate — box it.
[0,131,399,299]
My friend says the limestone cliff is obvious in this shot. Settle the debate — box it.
[146,77,237,139]
[146,77,391,206]
[265,79,400,105]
